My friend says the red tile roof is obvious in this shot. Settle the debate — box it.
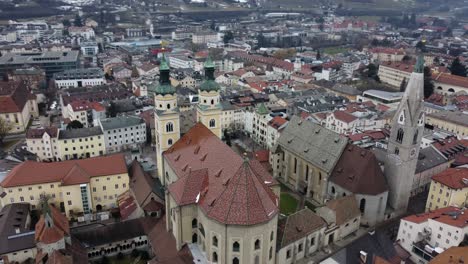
[1,154,127,188]
[165,123,278,225]
[330,144,388,195]
[69,100,105,112]
[268,116,288,130]
[381,62,414,73]
[35,205,70,244]
[254,150,269,163]
[431,168,468,190]
[332,110,358,123]
[26,127,59,139]
[432,72,468,89]
[0,81,30,113]
[403,206,468,228]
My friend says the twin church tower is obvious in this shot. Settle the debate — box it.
[150,56,222,177]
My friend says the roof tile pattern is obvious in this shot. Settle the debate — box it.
[1,154,127,188]
[165,123,278,225]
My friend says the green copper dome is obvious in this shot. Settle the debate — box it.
[256,103,269,115]
[199,55,220,92]
[148,55,176,95]
[199,80,220,92]
[414,55,424,73]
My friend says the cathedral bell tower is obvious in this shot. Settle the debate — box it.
[385,55,425,215]
[197,56,222,138]
[151,56,180,183]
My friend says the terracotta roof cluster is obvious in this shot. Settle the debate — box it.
[0,81,31,114]
[118,190,139,220]
[370,47,405,55]
[330,144,388,195]
[165,123,279,225]
[332,110,358,124]
[431,136,468,166]
[228,51,294,72]
[432,168,468,190]
[403,206,468,228]
[429,246,468,264]
[268,116,288,130]
[432,72,468,89]
[69,100,105,112]
[348,130,388,142]
[35,205,70,244]
[381,62,414,73]
[26,126,59,139]
[322,61,343,70]
[1,154,127,188]
[277,208,326,248]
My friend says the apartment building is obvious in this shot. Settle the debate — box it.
[26,126,106,161]
[369,47,405,62]
[54,68,105,89]
[63,100,106,128]
[377,62,413,88]
[0,154,129,218]
[192,31,218,44]
[396,207,468,263]
[0,81,38,133]
[98,116,146,153]
[425,168,468,211]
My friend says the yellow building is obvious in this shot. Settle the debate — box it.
[425,168,468,211]
[0,154,129,218]
[197,57,222,139]
[0,81,38,133]
[26,126,106,161]
[426,111,468,138]
[150,56,181,180]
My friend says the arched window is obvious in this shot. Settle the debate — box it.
[269,247,273,260]
[448,88,455,93]
[396,128,404,143]
[212,252,218,263]
[254,239,261,250]
[211,99,214,105]
[360,198,366,214]
[270,231,274,242]
[437,86,443,90]
[233,257,239,264]
[167,103,171,109]
[413,130,419,144]
[233,241,240,252]
[213,236,218,247]
[192,218,197,228]
[331,186,336,194]
[192,233,198,243]
[199,223,205,237]
[166,122,174,133]
[394,147,399,155]
[209,119,216,128]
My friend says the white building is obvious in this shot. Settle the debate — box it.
[168,55,194,69]
[54,68,105,89]
[80,42,99,56]
[192,31,219,44]
[99,116,147,153]
[69,26,95,40]
[396,207,468,263]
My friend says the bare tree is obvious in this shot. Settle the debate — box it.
[0,118,12,146]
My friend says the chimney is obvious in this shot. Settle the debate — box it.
[360,251,367,263]
[14,227,20,234]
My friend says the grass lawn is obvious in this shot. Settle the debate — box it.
[323,46,349,55]
[280,192,298,216]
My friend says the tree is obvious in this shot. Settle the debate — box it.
[449,57,467,77]
[223,31,234,44]
[0,118,13,146]
[117,252,124,260]
[100,256,109,264]
[107,101,118,118]
[423,66,434,98]
[256,33,267,49]
[67,120,84,129]
[62,19,71,27]
[73,14,83,27]
[400,77,407,92]
[410,13,416,26]
[273,48,296,60]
